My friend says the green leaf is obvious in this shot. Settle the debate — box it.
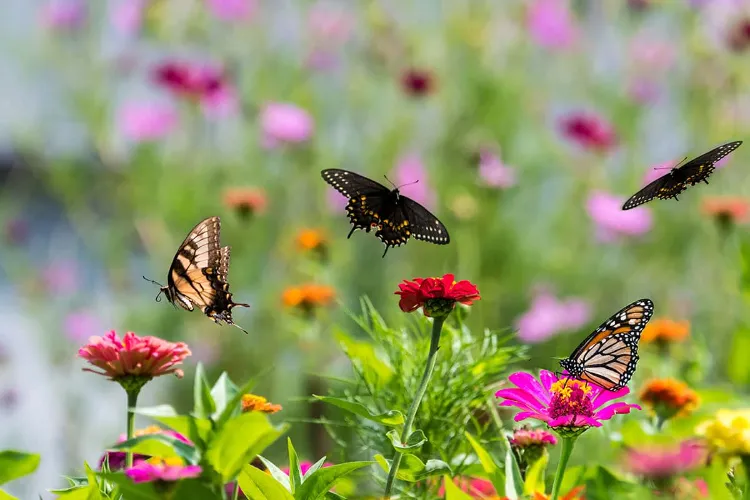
[442,475,474,500]
[48,487,95,500]
[386,429,427,452]
[374,454,450,482]
[464,432,504,494]
[728,328,750,385]
[503,447,524,500]
[523,453,548,495]
[335,330,394,388]
[133,405,213,444]
[97,473,159,500]
[214,377,258,431]
[110,433,199,464]
[302,457,329,480]
[0,450,40,485]
[237,465,294,500]
[313,396,404,426]
[210,372,239,419]
[294,462,372,500]
[205,412,288,483]
[287,438,303,493]
[258,456,291,490]
[193,363,216,420]
[705,459,733,500]
[0,489,18,500]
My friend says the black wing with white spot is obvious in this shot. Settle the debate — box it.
[321,169,390,199]
[559,298,653,391]
[400,197,450,246]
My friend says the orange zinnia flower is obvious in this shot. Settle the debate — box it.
[296,228,327,256]
[641,318,690,345]
[241,394,282,414]
[640,378,700,421]
[223,187,267,218]
[701,196,750,225]
[282,284,336,311]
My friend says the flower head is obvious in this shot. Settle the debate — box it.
[727,16,750,52]
[99,426,192,471]
[241,394,282,414]
[701,196,750,228]
[624,440,707,479]
[496,371,640,435]
[296,228,328,257]
[527,0,578,50]
[640,378,700,422]
[587,190,652,242]
[206,0,257,22]
[78,331,191,391]
[697,409,750,458]
[40,0,87,31]
[282,284,336,312]
[153,61,223,99]
[260,102,314,148]
[515,290,591,343]
[111,0,145,36]
[125,457,202,483]
[559,112,617,152]
[118,101,178,143]
[510,426,558,448]
[223,187,267,218]
[400,68,436,97]
[395,274,480,318]
[478,149,517,189]
[641,318,690,345]
[64,310,103,343]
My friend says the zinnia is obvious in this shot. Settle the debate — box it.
[395,273,480,318]
[623,440,707,480]
[639,378,700,422]
[241,394,282,414]
[125,457,202,483]
[696,409,750,458]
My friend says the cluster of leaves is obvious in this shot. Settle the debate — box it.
[315,298,527,497]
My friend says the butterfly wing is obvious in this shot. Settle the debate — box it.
[560,298,654,391]
[321,168,393,235]
[622,174,679,210]
[674,140,742,186]
[398,197,450,246]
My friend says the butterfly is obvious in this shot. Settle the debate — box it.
[559,298,654,391]
[321,169,450,257]
[143,216,250,333]
[622,141,742,210]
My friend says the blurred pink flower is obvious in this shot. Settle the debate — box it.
[527,0,578,50]
[260,103,314,148]
[629,36,676,73]
[111,0,144,35]
[201,84,240,119]
[587,190,652,242]
[624,440,707,479]
[559,111,617,152]
[40,0,87,31]
[100,426,192,471]
[206,0,257,21]
[42,261,78,295]
[627,78,661,104]
[326,186,348,212]
[125,458,201,483]
[308,2,355,44]
[510,427,558,448]
[283,461,333,476]
[64,310,102,343]
[478,149,516,188]
[118,101,178,142]
[515,291,591,343]
[392,154,434,208]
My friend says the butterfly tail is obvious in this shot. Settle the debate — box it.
[347,227,356,239]
[231,322,249,334]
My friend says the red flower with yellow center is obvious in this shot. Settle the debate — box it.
[241,394,282,414]
[639,378,700,420]
[395,273,480,318]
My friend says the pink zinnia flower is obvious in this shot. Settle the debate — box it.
[478,149,516,189]
[152,61,228,102]
[515,291,591,344]
[64,310,102,343]
[559,112,617,152]
[527,0,578,50]
[206,0,257,22]
[111,0,145,35]
[392,154,435,208]
[260,102,314,148]
[42,261,78,294]
[307,2,354,44]
[282,460,333,477]
[624,440,707,479]
[78,330,191,380]
[40,0,87,31]
[587,190,652,242]
[99,426,192,471]
[496,370,641,429]
[510,427,558,448]
[118,101,178,142]
[125,457,201,483]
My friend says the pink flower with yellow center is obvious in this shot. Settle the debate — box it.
[496,370,640,431]
[125,457,202,483]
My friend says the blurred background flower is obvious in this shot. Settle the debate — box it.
[515,289,591,344]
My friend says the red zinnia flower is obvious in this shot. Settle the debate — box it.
[153,61,224,98]
[400,68,436,97]
[559,111,617,152]
[395,273,480,317]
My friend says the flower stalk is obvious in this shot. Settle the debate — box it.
[125,388,140,468]
[383,315,446,498]
[550,436,577,500]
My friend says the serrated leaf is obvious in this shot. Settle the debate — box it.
[386,429,427,452]
[238,465,294,500]
[294,462,372,500]
[374,454,451,482]
[313,396,404,426]
[0,450,40,485]
[442,475,474,500]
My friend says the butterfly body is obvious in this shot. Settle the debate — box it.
[622,141,742,210]
[150,216,250,333]
[559,298,654,391]
[322,168,450,257]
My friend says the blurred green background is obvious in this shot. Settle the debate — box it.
[2,0,750,497]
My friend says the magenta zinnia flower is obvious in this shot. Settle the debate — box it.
[260,102,314,148]
[624,440,707,479]
[125,457,202,483]
[496,370,640,430]
[510,427,558,448]
[586,190,652,242]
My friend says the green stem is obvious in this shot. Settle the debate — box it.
[741,455,750,500]
[383,316,446,498]
[550,436,577,500]
[232,482,240,500]
[125,389,140,469]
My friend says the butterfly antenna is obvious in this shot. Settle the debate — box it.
[383,174,397,189]
[143,276,165,302]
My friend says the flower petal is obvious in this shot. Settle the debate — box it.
[538,370,559,397]
[514,411,551,423]
[595,401,641,420]
[591,385,631,408]
[508,371,551,405]
[495,388,547,413]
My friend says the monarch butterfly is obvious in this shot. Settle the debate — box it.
[622,141,742,210]
[321,169,450,257]
[559,298,654,391]
[143,216,250,333]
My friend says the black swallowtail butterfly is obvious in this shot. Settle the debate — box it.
[622,141,742,210]
[321,169,450,257]
[559,298,653,391]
